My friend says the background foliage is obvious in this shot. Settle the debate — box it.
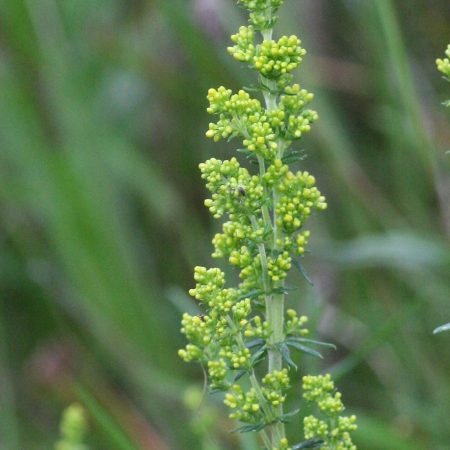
[0,0,449,449]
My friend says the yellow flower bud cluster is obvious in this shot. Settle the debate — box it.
[228,30,308,96]
[275,170,327,233]
[212,220,257,259]
[243,116,279,158]
[207,88,261,117]
[179,265,257,386]
[211,219,267,297]
[254,36,305,79]
[285,309,309,336]
[267,251,291,281]
[206,84,319,154]
[206,88,262,143]
[224,385,263,423]
[208,359,228,385]
[189,267,241,316]
[272,437,290,450]
[178,343,204,363]
[286,109,318,139]
[200,157,264,218]
[230,348,251,369]
[436,44,450,78]
[229,245,264,294]
[228,26,256,62]
[190,266,225,299]
[237,0,285,29]
[232,298,252,321]
[243,315,268,338]
[180,313,212,346]
[262,160,325,257]
[262,369,290,407]
[55,404,88,450]
[205,84,318,157]
[238,0,284,13]
[238,257,263,296]
[302,375,357,450]
[263,158,289,186]
[281,84,314,111]
[296,230,310,255]
[229,245,254,268]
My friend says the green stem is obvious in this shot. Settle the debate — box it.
[257,155,273,227]
[259,17,286,445]
[228,317,272,416]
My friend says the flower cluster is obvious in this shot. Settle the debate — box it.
[238,0,285,30]
[205,86,319,157]
[180,1,357,448]
[436,44,450,78]
[254,35,305,78]
[303,375,357,450]
[200,157,263,218]
[55,404,89,450]
[436,44,450,109]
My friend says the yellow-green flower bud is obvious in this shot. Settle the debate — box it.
[55,404,88,450]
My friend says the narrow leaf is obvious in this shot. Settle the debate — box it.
[250,346,267,366]
[287,337,337,350]
[238,289,263,301]
[280,408,300,423]
[292,438,324,449]
[275,343,297,370]
[232,422,267,433]
[233,370,248,382]
[245,338,266,349]
[286,341,323,359]
[292,259,314,286]
[243,84,262,93]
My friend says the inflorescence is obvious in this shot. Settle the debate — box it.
[179,1,357,448]
[436,44,450,108]
[55,404,89,450]
[436,44,450,78]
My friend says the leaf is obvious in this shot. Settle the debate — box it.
[75,383,139,450]
[238,289,263,301]
[292,259,314,286]
[250,346,267,367]
[235,148,258,163]
[286,341,323,359]
[292,438,324,449]
[275,342,297,370]
[243,84,262,93]
[282,154,306,165]
[433,323,450,334]
[232,422,267,433]
[262,222,273,239]
[287,337,337,350]
[233,370,248,382]
[280,408,300,423]
[209,385,228,395]
[245,338,266,349]
[282,150,306,165]
[226,131,239,142]
[271,286,298,295]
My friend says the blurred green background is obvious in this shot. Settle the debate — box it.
[0,0,449,449]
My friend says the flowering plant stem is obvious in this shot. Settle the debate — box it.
[260,37,285,442]
[179,1,357,449]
